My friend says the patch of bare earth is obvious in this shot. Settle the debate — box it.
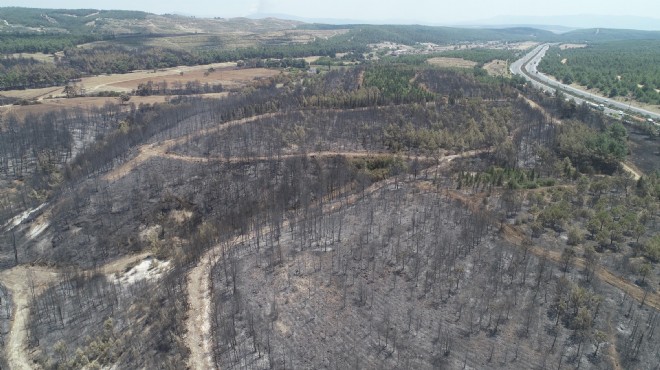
[0,96,174,119]
[483,59,509,77]
[106,67,279,91]
[0,62,271,101]
[620,162,642,180]
[0,86,63,100]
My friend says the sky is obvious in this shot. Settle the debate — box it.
[2,0,660,26]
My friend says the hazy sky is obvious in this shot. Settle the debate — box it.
[2,0,659,24]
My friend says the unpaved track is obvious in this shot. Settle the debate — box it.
[0,252,150,370]
[103,113,280,182]
[159,150,434,165]
[440,188,656,370]
[103,104,429,183]
[187,251,220,370]
[445,189,660,311]
[518,93,644,181]
[0,266,59,370]
[184,149,485,370]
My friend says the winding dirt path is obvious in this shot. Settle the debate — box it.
[187,253,217,370]
[0,266,59,370]
[0,252,150,370]
[103,113,281,182]
[103,104,430,183]
[441,187,657,370]
[184,149,485,370]
[444,188,660,311]
[518,93,644,181]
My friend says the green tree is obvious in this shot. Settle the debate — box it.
[567,227,584,246]
[645,235,660,262]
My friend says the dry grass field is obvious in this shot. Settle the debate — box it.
[106,67,279,91]
[483,59,510,77]
[10,52,55,63]
[0,96,165,117]
[508,41,540,50]
[0,62,277,118]
[0,62,242,100]
[427,57,477,68]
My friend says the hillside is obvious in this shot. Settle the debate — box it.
[0,9,659,370]
[0,7,300,35]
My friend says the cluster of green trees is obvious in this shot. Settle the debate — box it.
[0,7,147,34]
[458,167,555,191]
[556,120,628,173]
[0,56,80,89]
[134,79,224,96]
[526,172,658,271]
[362,65,433,103]
[0,34,105,54]
[301,24,556,45]
[0,39,346,90]
[538,41,660,104]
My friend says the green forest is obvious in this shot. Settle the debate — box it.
[538,41,660,105]
[0,7,148,33]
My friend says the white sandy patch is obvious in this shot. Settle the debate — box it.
[2,202,48,232]
[113,257,171,285]
[27,220,50,240]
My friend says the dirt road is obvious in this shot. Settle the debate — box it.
[445,188,660,311]
[0,266,59,370]
[0,252,150,369]
[183,149,486,370]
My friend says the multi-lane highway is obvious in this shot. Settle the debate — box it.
[510,44,660,122]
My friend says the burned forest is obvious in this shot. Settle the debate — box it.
[1,17,659,370]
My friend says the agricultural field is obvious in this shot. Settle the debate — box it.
[427,57,478,68]
[0,63,278,119]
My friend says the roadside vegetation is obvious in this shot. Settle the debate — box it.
[538,41,660,105]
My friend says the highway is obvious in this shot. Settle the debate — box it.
[510,44,660,122]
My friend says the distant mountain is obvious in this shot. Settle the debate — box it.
[0,7,301,35]
[248,12,367,26]
[465,14,660,32]
[559,27,660,42]
[459,24,577,34]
